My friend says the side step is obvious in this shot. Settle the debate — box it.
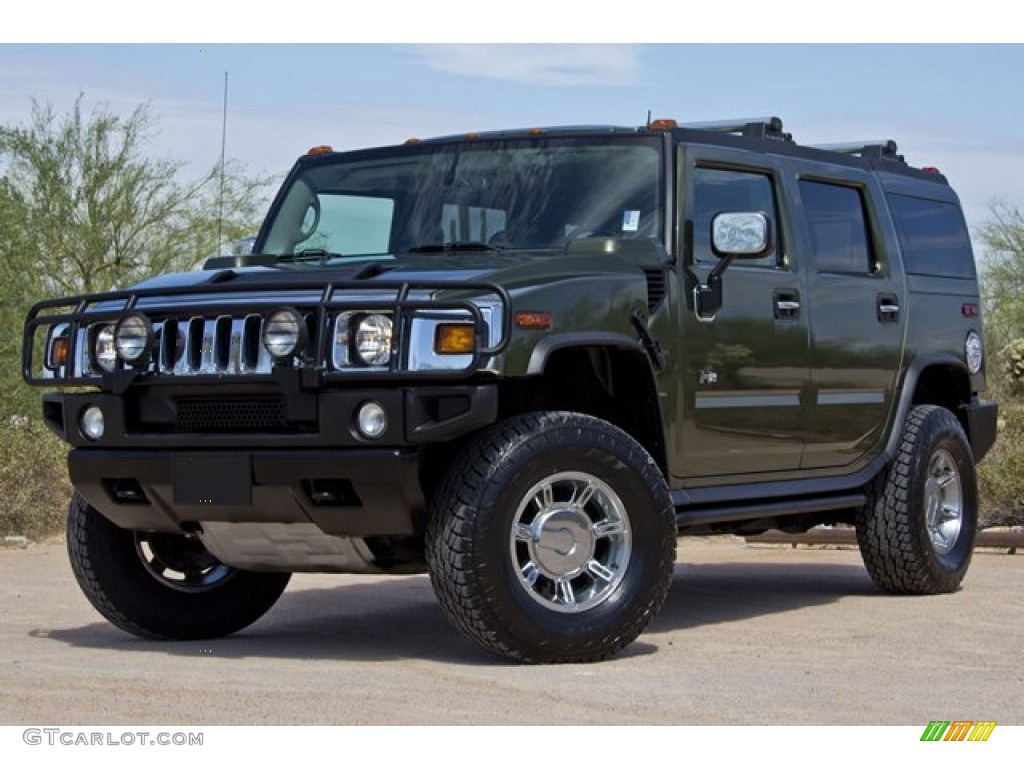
[674,493,865,529]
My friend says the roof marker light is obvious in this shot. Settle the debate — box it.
[647,119,678,132]
[306,145,334,156]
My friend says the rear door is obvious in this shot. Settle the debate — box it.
[782,164,906,469]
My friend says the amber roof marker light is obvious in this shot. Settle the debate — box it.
[306,145,334,157]
[647,118,678,132]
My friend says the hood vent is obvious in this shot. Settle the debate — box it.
[642,267,668,313]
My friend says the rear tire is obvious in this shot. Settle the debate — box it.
[67,493,290,639]
[856,405,977,594]
[425,412,677,663]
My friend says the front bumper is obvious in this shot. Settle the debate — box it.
[43,383,498,448]
[55,383,498,537]
[70,447,425,536]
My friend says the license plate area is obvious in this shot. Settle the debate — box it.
[173,454,252,506]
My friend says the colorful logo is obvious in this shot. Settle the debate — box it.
[921,721,996,742]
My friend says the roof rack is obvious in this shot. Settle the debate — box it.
[810,140,905,163]
[677,117,791,141]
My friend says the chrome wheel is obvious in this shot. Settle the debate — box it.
[924,448,963,556]
[134,532,235,593]
[510,471,631,613]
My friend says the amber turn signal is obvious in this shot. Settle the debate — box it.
[47,335,69,369]
[435,324,475,354]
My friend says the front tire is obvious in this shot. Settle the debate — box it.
[425,412,677,663]
[67,493,290,639]
[856,405,978,595]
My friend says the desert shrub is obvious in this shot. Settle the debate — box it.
[978,401,1024,528]
[0,416,70,540]
[1001,339,1024,397]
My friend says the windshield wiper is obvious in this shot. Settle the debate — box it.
[275,249,344,264]
[407,241,503,254]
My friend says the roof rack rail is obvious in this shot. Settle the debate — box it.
[810,140,905,162]
[678,116,791,141]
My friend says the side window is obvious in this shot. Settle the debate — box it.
[887,193,976,279]
[798,180,873,274]
[302,194,394,255]
[693,168,780,267]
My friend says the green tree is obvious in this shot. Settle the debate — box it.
[979,200,1024,354]
[977,201,1024,525]
[0,96,271,297]
[0,96,273,419]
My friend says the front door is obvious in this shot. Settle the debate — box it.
[674,148,810,480]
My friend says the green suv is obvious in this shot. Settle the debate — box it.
[23,117,998,663]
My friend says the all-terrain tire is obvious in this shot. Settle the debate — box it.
[856,405,977,595]
[67,493,291,639]
[425,411,677,663]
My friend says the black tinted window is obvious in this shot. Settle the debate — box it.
[887,194,976,279]
[693,168,779,267]
[799,181,873,273]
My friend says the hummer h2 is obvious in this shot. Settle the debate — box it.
[23,116,998,663]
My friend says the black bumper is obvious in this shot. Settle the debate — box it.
[56,384,499,537]
[70,447,426,537]
[42,384,498,448]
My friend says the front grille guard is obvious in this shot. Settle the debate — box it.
[23,278,511,387]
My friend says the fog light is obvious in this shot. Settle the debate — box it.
[81,406,105,440]
[356,401,387,439]
[114,312,154,365]
[262,308,305,359]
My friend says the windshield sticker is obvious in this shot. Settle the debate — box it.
[622,210,640,232]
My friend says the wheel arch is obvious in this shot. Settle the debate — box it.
[506,337,668,478]
[888,354,975,457]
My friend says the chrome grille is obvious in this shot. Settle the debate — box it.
[155,314,275,375]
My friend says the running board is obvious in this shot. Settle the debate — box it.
[674,493,866,529]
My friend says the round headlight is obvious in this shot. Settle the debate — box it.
[262,308,305,359]
[965,331,983,375]
[93,324,117,373]
[80,405,105,440]
[356,401,388,439]
[355,314,393,367]
[114,313,153,365]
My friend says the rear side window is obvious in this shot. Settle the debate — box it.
[798,180,874,274]
[887,193,976,279]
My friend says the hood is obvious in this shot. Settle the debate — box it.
[128,245,661,296]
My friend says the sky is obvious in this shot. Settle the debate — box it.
[1,7,1023,255]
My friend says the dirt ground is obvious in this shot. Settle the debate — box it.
[1,537,1021,725]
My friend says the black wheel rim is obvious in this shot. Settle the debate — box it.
[134,532,235,593]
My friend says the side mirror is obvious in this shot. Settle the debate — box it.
[695,212,772,321]
[712,212,771,257]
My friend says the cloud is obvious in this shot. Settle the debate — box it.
[409,44,641,87]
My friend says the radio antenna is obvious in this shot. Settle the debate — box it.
[216,70,228,254]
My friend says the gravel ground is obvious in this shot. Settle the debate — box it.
[1,537,1022,726]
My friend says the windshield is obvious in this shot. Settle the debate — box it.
[258,135,664,262]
